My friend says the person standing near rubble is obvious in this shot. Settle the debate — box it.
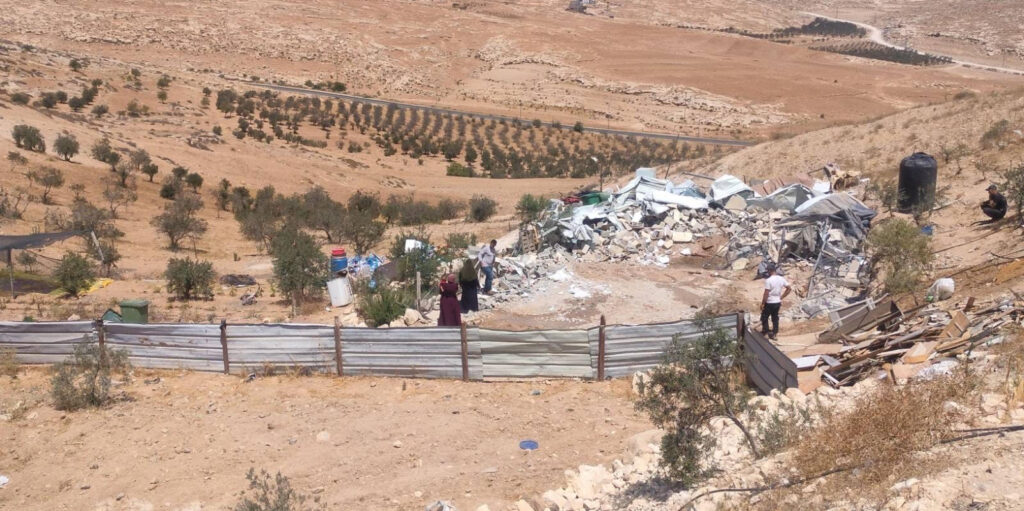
[760,263,791,340]
[479,240,497,294]
[459,257,480,313]
[980,184,1007,221]
[438,273,462,327]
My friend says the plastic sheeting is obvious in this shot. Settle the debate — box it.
[0,231,81,252]
[709,174,755,202]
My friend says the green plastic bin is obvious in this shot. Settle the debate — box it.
[119,299,150,324]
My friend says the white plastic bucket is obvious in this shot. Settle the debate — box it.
[327,277,353,307]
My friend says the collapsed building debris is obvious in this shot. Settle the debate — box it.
[512,168,875,318]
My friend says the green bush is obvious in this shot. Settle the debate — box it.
[54,251,95,297]
[515,194,548,223]
[0,346,18,379]
[388,228,441,294]
[446,162,473,177]
[467,195,497,222]
[634,323,760,484]
[165,258,216,300]
[356,281,412,328]
[1002,163,1024,219]
[437,198,466,220]
[233,468,318,511]
[867,218,933,295]
[51,338,131,411]
[10,92,31,105]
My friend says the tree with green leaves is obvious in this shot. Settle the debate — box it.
[271,224,328,315]
[1001,163,1024,220]
[27,167,64,204]
[635,323,759,484]
[11,125,45,152]
[515,194,548,223]
[185,172,204,191]
[151,192,208,251]
[164,257,215,300]
[91,138,120,171]
[54,251,95,297]
[299,186,345,242]
[867,218,933,295]
[54,133,80,162]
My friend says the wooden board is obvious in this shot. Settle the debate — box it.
[901,341,938,364]
[941,310,970,339]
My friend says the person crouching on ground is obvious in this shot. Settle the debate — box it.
[438,273,461,327]
[760,263,791,340]
[981,184,1007,221]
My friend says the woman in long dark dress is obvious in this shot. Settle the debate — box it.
[458,258,479,313]
[437,273,462,327]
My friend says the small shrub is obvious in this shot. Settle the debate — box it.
[515,194,547,223]
[271,225,328,312]
[867,218,933,295]
[16,251,38,272]
[444,232,477,253]
[165,257,216,300]
[981,119,1011,149]
[151,193,208,250]
[467,195,497,222]
[54,251,95,297]
[437,198,466,220]
[91,104,109,117]
[233,468,320,511]
[357,282,412,328]
[1002,163,1024,219]
[0,346,18,379]
[446,162,473,177]
[51,337,131,411]
[10,92,31,105]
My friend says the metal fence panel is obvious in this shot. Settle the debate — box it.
[228,323,334,371]
[0,321,94,364]
[341,327,482,380]
[105,323,226,372]
[742,328,798,394]
[478,328,592,379]
[589,315,740,378]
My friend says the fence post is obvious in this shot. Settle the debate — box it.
[416,271,422,312]
[220,319,229,375]
[736,311,745,341]
[597,315,606,381]
[460,322,469,382]
[95,319,107,368]
[333,316,343,377]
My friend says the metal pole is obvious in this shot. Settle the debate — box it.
[460,322,469,382]
[219,319,229,374]
[95,319,107,369]
[597,315,606,381]
[333,316,343,376]
[6,250,13,299]
[416,271,422,312]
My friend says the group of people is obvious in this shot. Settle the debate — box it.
[437,240,497,327]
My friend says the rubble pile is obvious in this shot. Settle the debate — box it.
[511,167,876,317]
[795,294,1018,391]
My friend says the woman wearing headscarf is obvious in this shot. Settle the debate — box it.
[458,257,480,314]
[437,273,461,327]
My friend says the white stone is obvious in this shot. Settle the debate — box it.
[514,500,534,511]
[402,308,423,326]
[567,464,613,501]
[542,490,569,511]
[626,429,663,460]
[672,231,694,243]
[784,388,807,405]
[315,431,330,442]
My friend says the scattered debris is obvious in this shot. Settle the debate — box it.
[795,295,1017,388]
[219,274,257,287]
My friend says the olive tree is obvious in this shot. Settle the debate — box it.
[54,133,80,162]
[151,192,208,251]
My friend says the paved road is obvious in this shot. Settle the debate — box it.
[247,82,755,147]
[803,12,1024,76]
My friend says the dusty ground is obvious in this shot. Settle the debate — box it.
[0,368,651,511]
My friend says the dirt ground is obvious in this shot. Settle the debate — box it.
[0,368,651,511]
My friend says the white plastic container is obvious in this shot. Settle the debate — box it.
[327,277,353,307]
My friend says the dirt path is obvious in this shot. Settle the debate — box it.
[0,369,652,511]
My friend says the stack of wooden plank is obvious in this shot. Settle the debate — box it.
[793,297,1017,389]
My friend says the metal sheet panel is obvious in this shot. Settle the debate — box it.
[479,328,592,379]
[340,327,482,380]
[742,328,798,394]
[589,315,739,378]
[0,321,94,363]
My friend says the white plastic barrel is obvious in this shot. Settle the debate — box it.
[327,277,353,307]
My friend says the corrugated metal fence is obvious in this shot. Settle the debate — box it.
[0,313,791,389]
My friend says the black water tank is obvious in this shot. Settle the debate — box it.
[898,152,937,211]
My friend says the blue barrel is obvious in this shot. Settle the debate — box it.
[330,248,348,273]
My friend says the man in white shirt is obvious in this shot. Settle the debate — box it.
[760,263,791,340]
[479,240,497,294]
